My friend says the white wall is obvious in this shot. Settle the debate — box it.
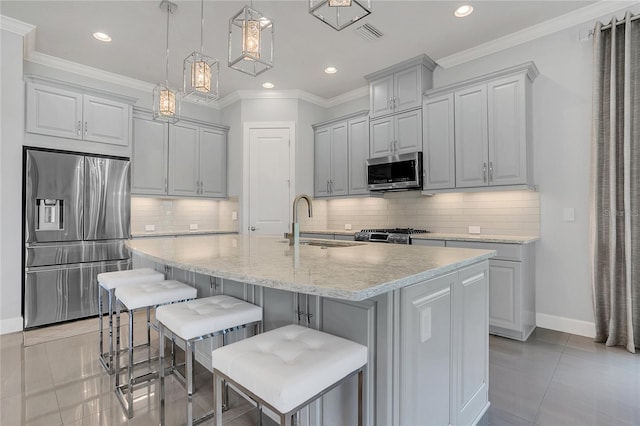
[221,100,242,197]
[432,22,598,332]
[0,29,25,333]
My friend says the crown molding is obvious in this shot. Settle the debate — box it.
[26,51,155,93]
[216,85,369,109]
[435,1,638,69]
[0,15,35,36]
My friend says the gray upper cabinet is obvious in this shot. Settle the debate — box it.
[26,78,133,147]
[131,112,168,195]
[422,93,455,190]
[423,62,538,192]
[370,109,422,158]
[348,115,370,195]
[313,110,369,198]
[132,108,228,199]
[169,123,200,196]
[366,55,435,120]
[366,55,435,160]
[314,122,348,197]
[199,127,227,198]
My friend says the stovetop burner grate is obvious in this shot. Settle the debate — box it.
[359,228,430,235]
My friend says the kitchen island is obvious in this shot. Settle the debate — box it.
[128,235,495,426]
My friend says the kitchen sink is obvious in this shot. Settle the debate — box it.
[278,239,362,248]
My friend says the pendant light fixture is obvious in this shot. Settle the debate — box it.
[183,0,219,103]
[309,0,371,31]
[228,2,274,77]
[153,0,180,123]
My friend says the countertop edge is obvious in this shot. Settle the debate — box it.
[131,230,238,238]
[127,239,496,301]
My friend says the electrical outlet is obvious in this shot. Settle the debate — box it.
[468,226,481,234]
[189,224,198,230]
[145,224,155,232]
[232,211,238,221]
[345,224,352,230]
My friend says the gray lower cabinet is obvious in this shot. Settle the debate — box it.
[447,240,536,341]
[313,110,369,198]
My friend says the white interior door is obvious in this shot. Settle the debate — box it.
[248,126,292,235]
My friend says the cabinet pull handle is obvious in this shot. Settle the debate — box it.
[388,98,393,110]
[327,180,330,193]
[483,163,487,183]
[330,180,333,193]
[77,121,81,136]
[489,162,494,183]
[84,121,88,137]
[165,178,168,192]
[393,96,397,109]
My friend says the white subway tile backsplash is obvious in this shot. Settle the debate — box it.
[131,197,239,234]
[317,190,539,236]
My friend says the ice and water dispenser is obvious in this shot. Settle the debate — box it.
[36,199,63,230]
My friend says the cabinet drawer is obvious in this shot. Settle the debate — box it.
[445,240,522,261]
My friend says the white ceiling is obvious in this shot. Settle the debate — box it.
[0,1,617,100]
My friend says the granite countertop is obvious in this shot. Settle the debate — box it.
[299,230,356,236]
[131,229,238,238]
[126,235,495,301]
[412,233,539,244]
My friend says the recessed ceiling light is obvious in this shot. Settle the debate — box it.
[324,67,338,74]
[262,82,274,89]
[92,32,112,42]
[454,5,473,18]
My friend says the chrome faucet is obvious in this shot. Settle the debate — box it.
[288,194,313,245]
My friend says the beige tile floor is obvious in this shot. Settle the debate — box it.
[1,319,639,426]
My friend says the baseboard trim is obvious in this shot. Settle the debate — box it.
[536,313,596,338]
[0,316,23,335]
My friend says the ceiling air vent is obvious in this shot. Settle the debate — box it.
[355,23,383,41]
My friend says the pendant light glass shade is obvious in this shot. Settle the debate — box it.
[153,0,180,123]
[183,0,219,103]
[309,0,371,31]
[228,6,274,77]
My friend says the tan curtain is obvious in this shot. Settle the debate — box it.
[590,12,640,354]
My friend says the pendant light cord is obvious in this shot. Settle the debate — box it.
[200,0,204,54]
[165,2,170,86]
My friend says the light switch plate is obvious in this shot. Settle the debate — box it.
[232,211,238,221]
[563,207,575,222]
[468,226,481,234]
[345,224,352,230]
[145,224,155,231]
[189,224,198,230]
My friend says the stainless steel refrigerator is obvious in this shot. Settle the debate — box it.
[23,148,131,329]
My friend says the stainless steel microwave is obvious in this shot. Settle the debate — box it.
[366,152,423,191]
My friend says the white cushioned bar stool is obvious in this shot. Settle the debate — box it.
[156,295,263,426]
[97,268,165,374]
[114,279,197,418]
[212,324,368,426]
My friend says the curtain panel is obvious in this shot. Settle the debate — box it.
[590,12,640,353]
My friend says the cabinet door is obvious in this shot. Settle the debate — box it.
[488,75,528,186]
[400,273,454,426]
[453,262,489,426]
[330,123,349,196]
[423,94,455,190]
[348,116,369,195]
[200,127,227,198]
[394,65,422,113]
[26,82,83,140]
[369,116,394,158]
[370,75,394,118]
[131,116,168,195]
[82,95,130,146]
[488,260,522,332]
[394,109,422,155]
[169,123,199,196]
[455,85,488,188]
[314,127,332,197]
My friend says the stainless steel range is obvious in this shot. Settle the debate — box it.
[354,228,430,245]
